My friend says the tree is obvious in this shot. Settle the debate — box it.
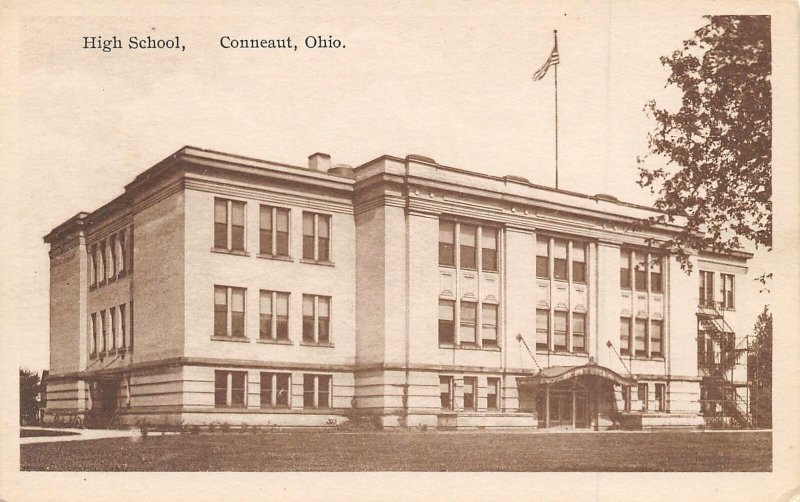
[749,306,771,428]
[19,368,41,425]
[637,16,771,270]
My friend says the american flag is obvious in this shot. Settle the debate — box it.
[532,45,559,81]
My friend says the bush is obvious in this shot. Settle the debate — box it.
[137,419,150,439]
[219,421,231,433]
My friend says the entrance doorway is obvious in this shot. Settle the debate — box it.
[87,379,121,428]
[536,390,589,428]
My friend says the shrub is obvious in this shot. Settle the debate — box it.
[219,421,231,433]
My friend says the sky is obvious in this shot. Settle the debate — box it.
[2,1,775,370]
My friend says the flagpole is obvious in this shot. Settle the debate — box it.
[553,29,559,190]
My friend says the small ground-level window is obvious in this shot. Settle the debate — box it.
[463,377,477,411]
[440,376,454,410]
[655,383,666,412]
[214,370,247,407]
[622,385,631,411]
[303,374,331,409]
[638,383,649,411]
[260,372,291,408]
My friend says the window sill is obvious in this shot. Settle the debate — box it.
[89,285,98,291]
[439,264,456,270]
[211,247,250,257]
[300,341,335,348]
[536,350,589,356]
[118,270,128,279]
[214,405,248,410]
[439,343,501,352]
[210,336,250,343]
[257,338,293,345]
[256,253,293,262]
[624,355,665,361]
[107,276,117,285]
[299,258,335,267]
[260,405,291,410]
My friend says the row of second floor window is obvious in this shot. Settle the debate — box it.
[619,317,663,359]
[214,370,331,409]
[214,198,331,264]
[89,226,133,289]
[89,302,134,356]
[699,270,735,309]
[439,375,502,411]
[438,300,498,349]
[536,309,587,354]
[213,286,331,345]
[620,383,667,412]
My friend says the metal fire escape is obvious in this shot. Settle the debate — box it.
[696,301,752,428]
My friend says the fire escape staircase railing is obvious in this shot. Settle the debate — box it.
[697,300,753,428]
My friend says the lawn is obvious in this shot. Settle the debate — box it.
[20,430,771,472]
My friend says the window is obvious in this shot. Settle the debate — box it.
[438,300,455,344]
[129,301,134,351]
[699,270,714,307]
[118,229,127,274]
[620,317,631,355]
[487,378,500,411]
[99,239,107,284]
[100,310,107,352]
[572,243,586,283]
[303,374,331,408]
[697,334,706,366]
[110,306,117,350]
[463,377,477,411]
[536,237,549,278]
[553,311,568,351]
[638,383,648,411]
[481,304,498,347]
[634,251,647,291]
[119,304,127,349]
[440,376,454,410]
[721,273,735,309]
[553,240,568,280]
[260,291,290,341]
[90,313,98,355]
[650,256,663,293]
[622,385,631,411]
[481,229,498,272]
[536,309,550,351]
[214,198,246,251]
[634,319,647,357]
[128,227,135,272]
[260,372,290,408]
[572,312,586,353]
[459,224,477,269]
[655,383,666,412]
[89,244,98,286]
[620,250,631,289]
[438,221,455,266]
[302,295,331,344]
[106,238,115,281]
[260,205,290,257]
[214,286,246,338]
[650,320,663,357]
[214,370,247,407]
[459,301,477,344]
[302,212,331,262]
[109,234,117,279]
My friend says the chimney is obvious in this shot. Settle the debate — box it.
[308,152,331,171]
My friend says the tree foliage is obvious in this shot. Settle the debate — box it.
[637,16,771,270]
[750,306,772,428]
[19,368,41,425]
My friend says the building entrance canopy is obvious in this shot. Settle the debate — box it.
[517,363,636,389]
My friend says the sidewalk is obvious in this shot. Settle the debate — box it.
[20,427,141,445]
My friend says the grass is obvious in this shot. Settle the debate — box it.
[20,430,771,472]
